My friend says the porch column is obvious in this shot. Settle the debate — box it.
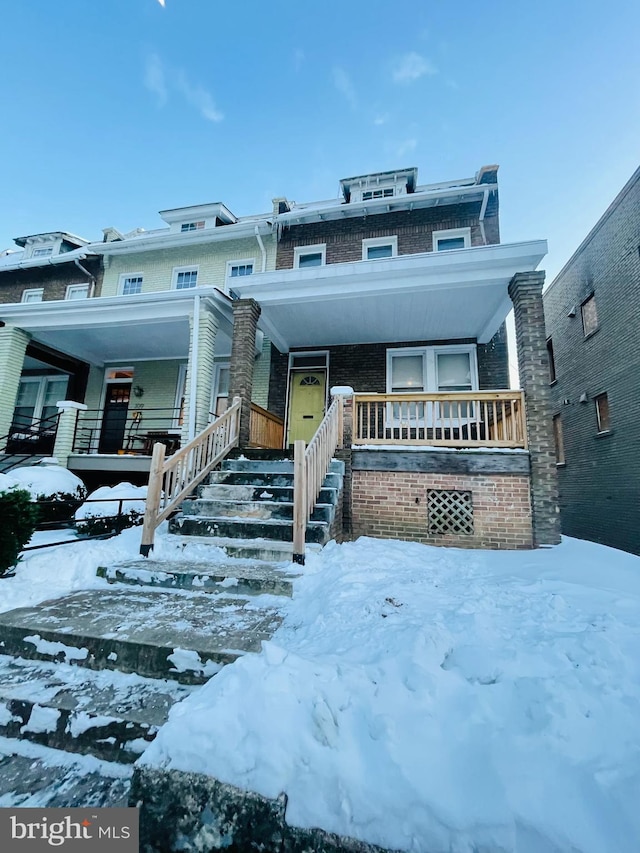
[0,326,29,451]
[182,303,219,444]
[508,271,561,546]
[229,299,261,448]
[53,402,87,469]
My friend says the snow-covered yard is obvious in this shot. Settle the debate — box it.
[4,529,640,851]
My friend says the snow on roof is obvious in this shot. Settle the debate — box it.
[0,249,24,267]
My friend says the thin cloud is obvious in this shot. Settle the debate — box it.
[156,0,166,7]
[293,48,305,72]
[392,52,437,83]
[332,66,357,108]
[143,54,223,122]
[176,71,224,122]
[397,138,418,158]
[374,114,389,126]
[144,53,167,106]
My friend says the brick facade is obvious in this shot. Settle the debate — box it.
[509,271,560,546]
[0,257,103,303]
[229,299,261,447]
[352,469,532,549]
[276,200,499,269]
[543,166,640,554]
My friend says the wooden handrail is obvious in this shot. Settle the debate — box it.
[249,403,284,449]
[292,397,343,565]
[353,390,527,449]
[140,397,241,555]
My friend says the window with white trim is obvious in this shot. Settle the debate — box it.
[362,187,394,201]
[172,267,199,289]
[212,364,230,416]
[363,236,398,261]
[32,246,53,258]
[65,284,90,300]
[227,260,254,279]
[21,288,44,303]
[180,221,205,232]
[12,375,69,430]
[294,244,326,268]
[120,274,143,296]
[432,228,472,252]
[387,345,478,393]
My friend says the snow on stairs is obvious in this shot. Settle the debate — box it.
[0,552,294,805]
[168,455,345,558]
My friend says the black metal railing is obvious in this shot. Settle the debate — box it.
[72,407,183,455]
[0,412,61,474]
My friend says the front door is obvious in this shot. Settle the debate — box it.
[288,371,327,444]
[99,383,131,453]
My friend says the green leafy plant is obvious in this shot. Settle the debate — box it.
[0,487,39,576]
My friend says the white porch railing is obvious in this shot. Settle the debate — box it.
[140,397,241,555]
[353,391,527,449]
[292,396,344,565]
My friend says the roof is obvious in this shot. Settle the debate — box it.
[14,231,89,248]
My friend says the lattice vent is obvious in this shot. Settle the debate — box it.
[427,489,473,535]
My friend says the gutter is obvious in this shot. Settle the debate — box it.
[255,226,267,272]
[74,258,96,297]
[95,219,272,256]
[478,189,490,245]
[0,250,95,274]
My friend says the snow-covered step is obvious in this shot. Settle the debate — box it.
[167,535,323,563]
[0,736,131,807]
[0,587,284,684]
[222,458,345,475]
[198,482,339,505]
[98,559,298,597]
[0,655,193,764]
[169,515,332,545]
[180,498,333,523]
[206,470,343,490]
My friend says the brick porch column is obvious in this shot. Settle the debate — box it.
[182,304,219,444]
[0,326,29,451]
[229,299,261,448]
[508,271,561,546]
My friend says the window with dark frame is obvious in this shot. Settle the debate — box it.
[553,414,565,464]
[581,293,598,336]
[595,392,610,433]
[546,338,556,383]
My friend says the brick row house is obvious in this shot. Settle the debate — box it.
[543,165,640,554]
[0,164,560,548]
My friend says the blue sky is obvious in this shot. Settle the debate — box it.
[1,0,639,280]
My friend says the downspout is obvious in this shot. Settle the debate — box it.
[187,293,200,441]
[73,258,97,297]
[255,225,267,272]
[478,188,490,246]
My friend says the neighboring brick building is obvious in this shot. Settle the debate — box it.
[543,165,640,554]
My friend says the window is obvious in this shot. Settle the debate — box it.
[32,246,53,258]
[436,352,473,392]
[172,267,199,289]
[387,345,477,394]
[120,274,143,296]
[362,188,394,200]
[595,393,610,433]
[363,236,398,261]
[547,338,556,383]
[21,288,44,303]
[228,260,254,279]
[432,228,472,252]
[65,284,90,300]
[213,365,230,416]
[180,221,205,232]
[294,244,326,268]
[581,293,598,337]
[553,414,565,464]
[12,375,69,430]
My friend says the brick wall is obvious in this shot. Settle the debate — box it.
[276,200,499,269]
[543,166,640,553]
[0,257,103,303]
[352,470,532,549]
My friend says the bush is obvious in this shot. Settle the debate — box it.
[74,483,147,537]
[10,465,87,524]
[0,487,39,576]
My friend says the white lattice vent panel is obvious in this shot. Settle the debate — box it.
[427,489,474,535]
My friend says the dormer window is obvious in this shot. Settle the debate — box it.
[180,221,205,233]
[362,188,395,201]
[32,246,53,258]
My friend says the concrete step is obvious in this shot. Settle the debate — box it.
[98,559,298,597]
[198,483,338,506]
[169,515,331,545]
[0,737,131,807]
[180,498,333,524]
[206,470,343,490]
[221,458,345,475]
[0,588,284,685]
[0,654,193,764]
[167,536,323,562]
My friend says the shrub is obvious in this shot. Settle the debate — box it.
[10,465,87,523]
[0,487,39,576]
[75,483,147,537]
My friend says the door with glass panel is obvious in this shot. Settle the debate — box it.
[9,375,69,452]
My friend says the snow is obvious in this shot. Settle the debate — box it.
[21,705,61,735]
[23,636,89,663]
[167,649,223,677]
[67,712,121,738]
[354,444,527,453]
[75,482,148,521]
[8,465,86,501]
[141,536,640,853]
